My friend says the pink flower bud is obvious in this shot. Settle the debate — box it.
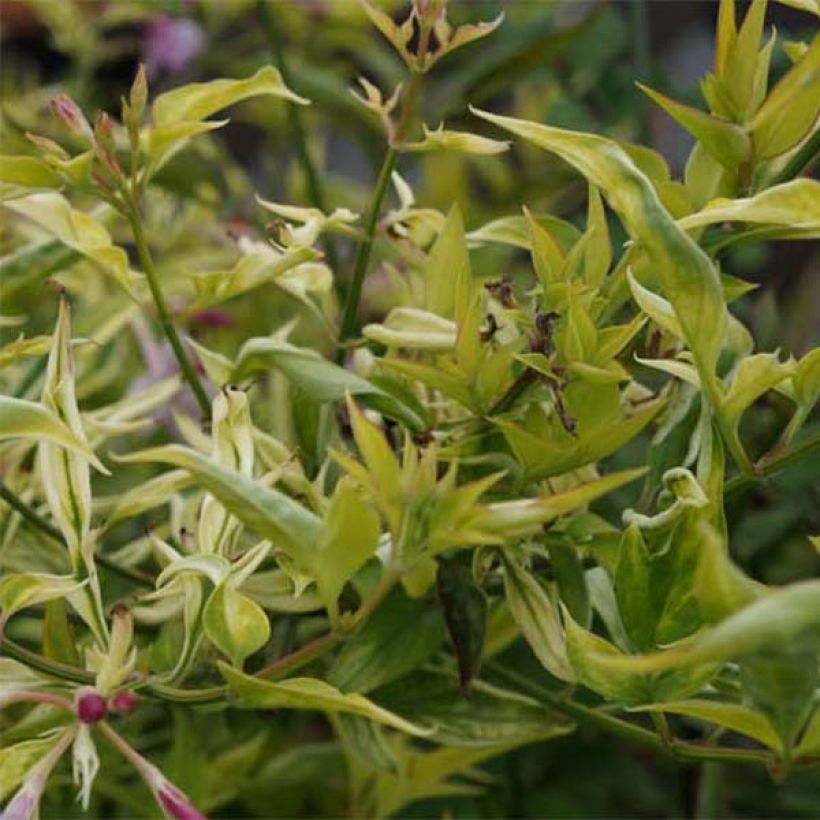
[156,782,207,820]
[191,309,234,329]
[50,94,93,140]
[110,691,139,716]
[1,783,38,820]
[75,688,108,724]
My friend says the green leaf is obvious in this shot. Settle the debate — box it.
[397,124,509,155]
[481,468,647,535]
[723,0,768,119]
[363,308,457,351]
[586,579,820,674]
[0,155,62,193]
[115,444,322,568]
[740,646,817,750]
[472,108,727,398]
[0,572,86,620]
[678,179,820,234]
[219,663,433,736]
[524,206,565,289]
[328,590,444,694]
[203,581,271,668]
[374,671,574,748]
[626,269,683,339]
[633,700,782,751]
[615,525,655,651]
[3,194,141,295]
[425,204,471,322]
[545,539,591,629]
[0,734,66,802]
[721,352,795,431]
[0,395,105,470]
[584,184,612,288]
[152,63,308,122]
[467,213,581,252]
[564,611,650,704]
[43,598,81,666]
[103,469,194,531]
[436,558,487,691]
[494,395,662,480]
[637,83,750,168]
[751,33,820,159]
[233,338,426,432]
[795,707,820,759]
[334,714,398,774]
[501,554,575,682]
[188,246,321,310]
[312,477,380,619]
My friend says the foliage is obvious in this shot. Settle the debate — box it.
[1,0,819,817]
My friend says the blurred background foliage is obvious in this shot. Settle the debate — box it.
[1,1,818,817]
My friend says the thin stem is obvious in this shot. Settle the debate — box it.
[335,58,425,360]
[0,635,95,685]
[255,630,340,681]
[488,368,538,416]
[488,662,775,769]
[695,763,723,818]
[125,207,210,418]
[770,127,820,186]
[0,481,154,588]
[336,146,398,357]
[257,0,339,274]
[725,429,820,498]
[0,634,227,703]
[1,690,74,711]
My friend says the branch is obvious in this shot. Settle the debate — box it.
[125,206,211,418]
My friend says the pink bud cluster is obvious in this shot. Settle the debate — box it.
[74,688,139,724]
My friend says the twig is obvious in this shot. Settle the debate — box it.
[125,206,211,418]
[257,0,339,274]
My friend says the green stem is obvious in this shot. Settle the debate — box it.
[488,368,538,416]
[255,629,340,681]
[725,429,820,498]
[488,662,774,769]
[0,481,155,588]
[335,60,425,360]
[335,146,398,357]
[770,127,820,187]
[126,208,211,418]
[257,0,339,273]
[0,635,95,685]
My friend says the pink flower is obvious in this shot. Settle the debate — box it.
[142,15,204,78]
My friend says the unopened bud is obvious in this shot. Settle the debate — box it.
[130,63,148,118]
[110,691,139,716]
[75,688,108,724]
[50,94,93,141]
[156,781,207,820]
[94,112,115,152]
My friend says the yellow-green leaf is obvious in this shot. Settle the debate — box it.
[473,108,727,399]
[203,582,271,668]
[219,663,432,736]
